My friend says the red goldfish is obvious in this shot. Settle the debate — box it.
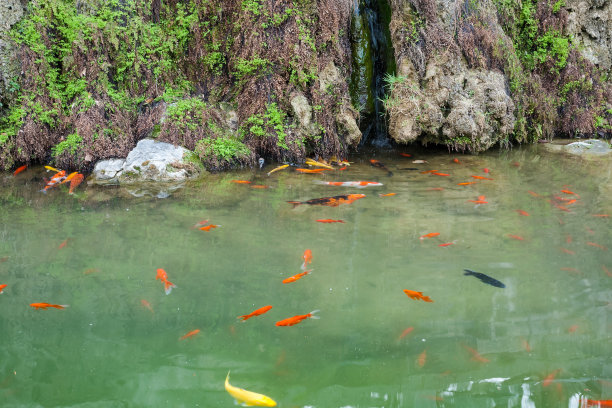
[483,168,490,173]
[156,268,177,295]
[462,344,490,363]
[468,195,488,204]
[30,303,68,310]
[420,232,440,240]
[379,193,396,197]
[515,209,530,216]
[58,239,69,249]
[13,165,27,176]
[238,305,273,321]
[452,158,460,163]
[560,189,578,196]
[40,170,67,193]
[403,289,434,302]
[316,219,345,223]
[68,173,84,194]
[231,180,251,184]
[400,153,412,157]
[179,329,200,340]
[301,249,312,270]
[314,180,383,188]
[275,310,319,326]
[420,170,439,174]
[200,224,219,231]
[431,172,450,176]
[471,175,493,180]
[0,284,7,294]
[438,242,454,247]
[283,270,312,284]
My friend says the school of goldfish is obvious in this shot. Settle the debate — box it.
[3,153,610,406]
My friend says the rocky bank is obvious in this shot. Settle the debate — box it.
[0,0,610,173]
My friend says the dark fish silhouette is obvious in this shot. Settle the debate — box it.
[287,194,366,208]
[400,168,419,171]
[369,159,393,176]
[463,269,506,288]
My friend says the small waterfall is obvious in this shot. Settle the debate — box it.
[350,0,396,147]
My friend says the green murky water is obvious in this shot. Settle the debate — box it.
[1,146,610,407]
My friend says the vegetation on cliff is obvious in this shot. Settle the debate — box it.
[0,0,356,171]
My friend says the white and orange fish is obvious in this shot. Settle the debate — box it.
[156,268,177,295]
[314,180,383,188]
[40,170,67,193]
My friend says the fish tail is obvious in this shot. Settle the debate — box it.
[422,296,434,303]
[463,269,475,276]
[164,281,177,295]
[313,180,328,185]
[309,310,320,319]
[286,201,302,208]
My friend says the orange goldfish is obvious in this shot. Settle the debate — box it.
[379,193,396,197]
[301,249,312,270]
[156,268,177,295]
[40,170,67,193]
[417,349,427,367]
[288,194,365,208]
[462,344,490,363]
[587,242,606,250]
[420,170,439,174]
[68,173,84,194]
[428,187,444,191]
[339,166,347,171]
[283,270,312,284]
[316,219,345,223]
[200,224,219,231]
[30,303,68,310]
[585,400,612,407]
[468,195,488,204]
[568,324,579,333]
[452,158,460,163]
[13,165,27,176]
[58,239,69,249]
[179,329,200,340]
[520,337,532,352]
[560,189,577,196]
[141,299,154,313]
[471,175,493,180]
[508,234,525,241]
[438,242,454,247]
[238,305,273,321]
[431,172,450,176]
[603,265,612,278]
[403,289,434,302]
[295,168,329,174]
[527,190,540,197]
[419,232,440,240]
[191,220,209,229]
[542,369,561,387]
[231,180,251,184]
[398,326,414,340]
[400,153,412,157]
[0,284,7,294]
[560,248,575,255]
[515,209,530,216]
[251,185,270,189]
[275,310,319,326]
[483,168,490,173]
[457,182,477,186]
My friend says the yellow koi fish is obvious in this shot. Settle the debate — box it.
[44,165,61,172]
[225,372,277,407]
[267,164,289,176]
[305,158,334,169]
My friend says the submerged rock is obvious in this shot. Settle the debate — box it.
[91,139,201,190]
[540,139,612,156]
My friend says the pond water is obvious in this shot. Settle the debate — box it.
[0,146,610,407]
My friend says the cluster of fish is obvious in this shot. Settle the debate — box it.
[12,165,85,195]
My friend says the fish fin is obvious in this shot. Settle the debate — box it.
[313,180,327,185]
[422,296,434,303]
[463,269,475,276]
[309,310,320,319]
[164,281,177,295]
[286,201,301,208]
[300,262,307,271]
